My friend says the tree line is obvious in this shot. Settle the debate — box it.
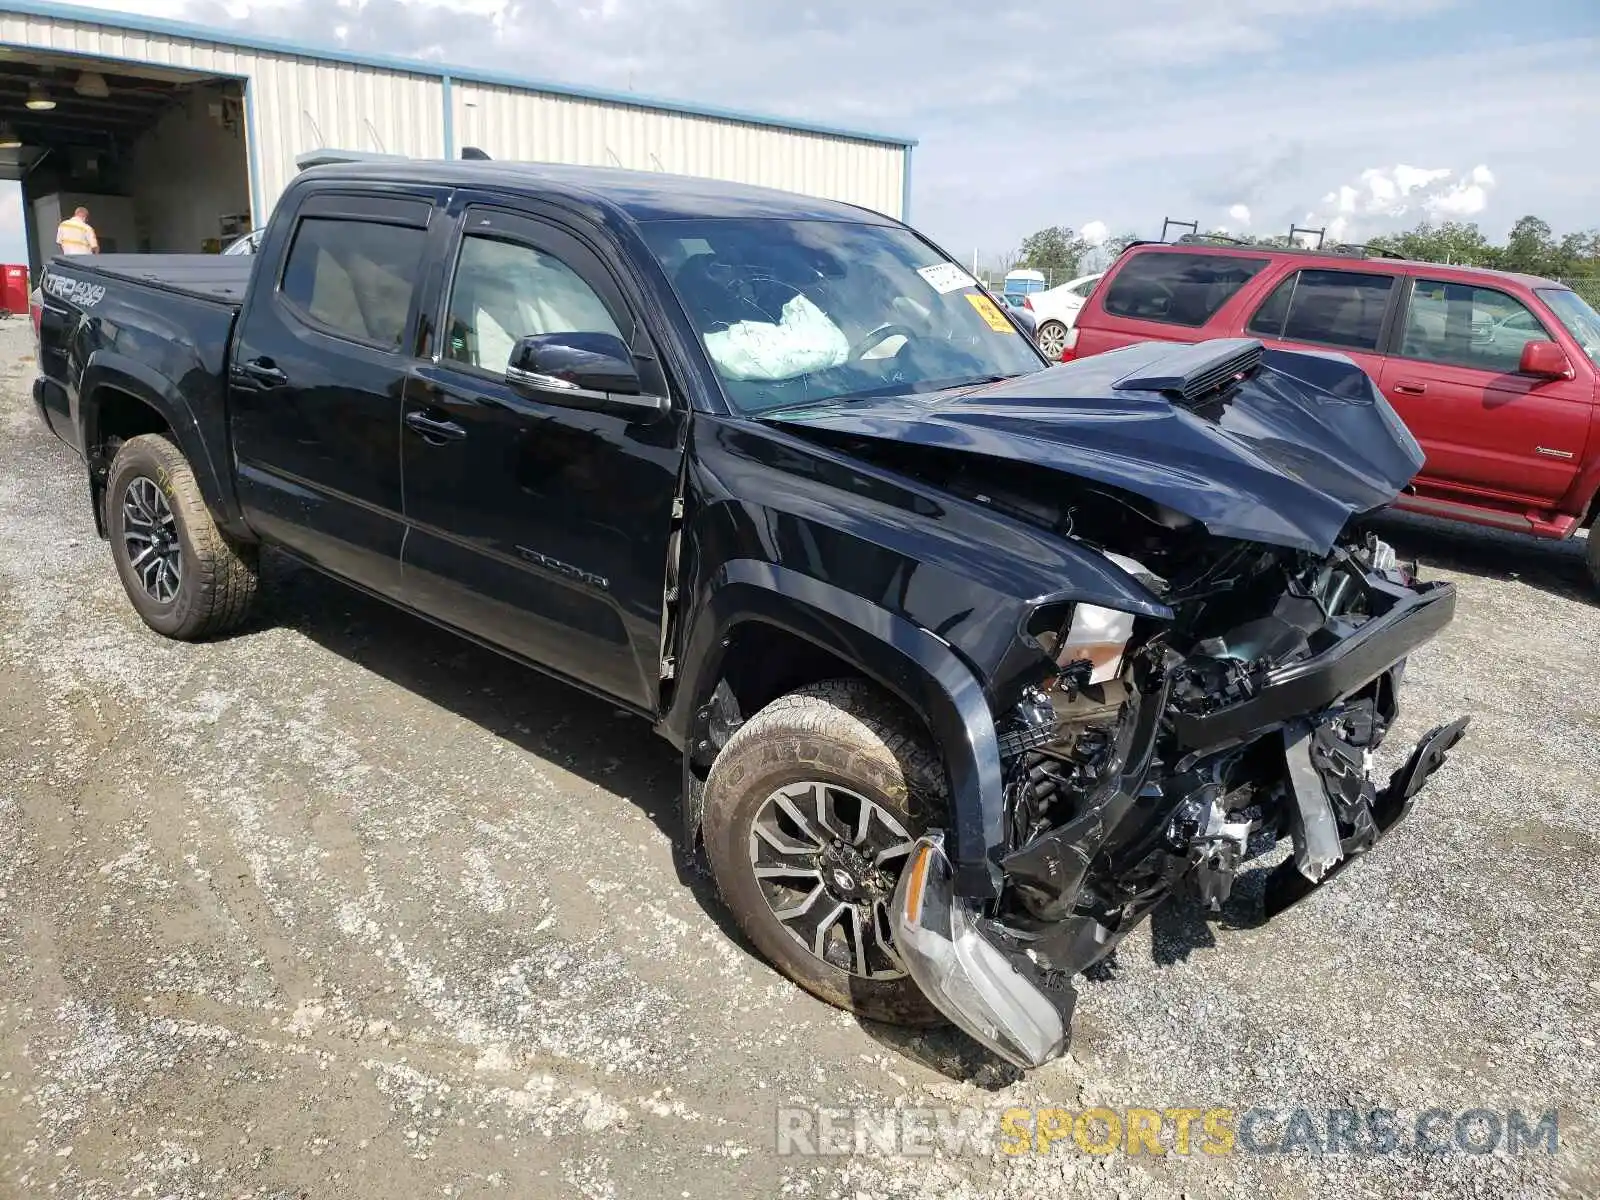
[1004,216,1600,304]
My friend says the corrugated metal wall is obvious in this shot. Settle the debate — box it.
[0,8,905,224]
[453,84,905,219]
[0,9,444,219]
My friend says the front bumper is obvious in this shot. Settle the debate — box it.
[1171,578,1457,752]
[894,712,1469,1070]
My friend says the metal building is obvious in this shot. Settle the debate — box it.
[0,0,915,274]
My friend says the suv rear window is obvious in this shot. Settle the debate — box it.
[1102,251,1270,328]
[1247,268,1395,351]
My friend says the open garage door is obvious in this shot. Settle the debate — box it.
[0,46,252,277]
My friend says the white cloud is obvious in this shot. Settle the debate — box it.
[30,0,1600,259]
[1227,203,1251,226]
[1302,161,1499,241]
[1079,220,1109,247]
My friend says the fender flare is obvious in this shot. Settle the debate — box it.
[77,351,243,534]
[666,559,1007,897]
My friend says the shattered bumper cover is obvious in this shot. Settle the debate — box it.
[1264,713,1470,918]
[895,712,1468,1069]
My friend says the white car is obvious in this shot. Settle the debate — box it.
[1028,272,1104,359]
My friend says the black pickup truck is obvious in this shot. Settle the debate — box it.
[33,158,1468,1070]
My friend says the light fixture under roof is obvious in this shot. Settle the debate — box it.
[0,123,20,150]
[25,80,55,111]
[74,70,109,99]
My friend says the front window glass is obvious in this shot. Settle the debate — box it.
[642,219,1044,414]
[1402,280,1552,372]
[444,234,622,372]
[1538,288,1600,366]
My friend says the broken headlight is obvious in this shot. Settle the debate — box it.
[892,834,1068,1069]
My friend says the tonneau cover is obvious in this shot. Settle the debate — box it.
[60,254,253,305]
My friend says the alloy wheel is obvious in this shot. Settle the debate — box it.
[747,780,918,980]
[122,477,182,603]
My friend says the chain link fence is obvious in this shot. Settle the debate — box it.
[1559,275,1600,309]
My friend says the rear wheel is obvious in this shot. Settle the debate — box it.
[1586,528,1600,593]
[1035,319,1069,360]
[105,434,259,640]
[701,680,949,1026]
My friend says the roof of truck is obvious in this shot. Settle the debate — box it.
[299,160,901,226]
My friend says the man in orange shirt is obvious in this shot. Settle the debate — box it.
[55,207,98,256]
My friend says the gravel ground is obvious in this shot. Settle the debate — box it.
[0,316,1595,1199]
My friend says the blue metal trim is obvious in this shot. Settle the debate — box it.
[900,143,913,223]
[441,73,455,159]
[242,76,265,227]
[5,0,919,149]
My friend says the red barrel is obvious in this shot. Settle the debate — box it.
[0,265,28,316]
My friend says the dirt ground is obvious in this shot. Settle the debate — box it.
[0,317,1595,1198]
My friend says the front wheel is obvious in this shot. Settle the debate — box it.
[1586,528,1600,594]
[701,680,950,1026]
[105,433,259,640]
[1035,319,1069,360]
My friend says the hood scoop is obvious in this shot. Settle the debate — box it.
[1114,338,1263,410]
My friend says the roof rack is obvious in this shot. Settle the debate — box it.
[1176,231,1248,248]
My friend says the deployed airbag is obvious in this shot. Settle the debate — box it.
[703,293,849,382]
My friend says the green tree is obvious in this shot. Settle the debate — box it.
[1367,221,1499,266]
[1018,225,1089,279]
[1501,215,1559,275]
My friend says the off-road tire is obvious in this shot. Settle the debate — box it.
[702,679,950,1027]
[105,433,259,640]
[1586,528,1600,594]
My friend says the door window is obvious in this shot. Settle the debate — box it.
[1101,251,1270,327]
[280,217,427,347]
[1246,268,1394,351]
[444,234,624,373]
[1400,280,1553,372]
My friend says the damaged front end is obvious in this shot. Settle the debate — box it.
[893,530,1468,1070]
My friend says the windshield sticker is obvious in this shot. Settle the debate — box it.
[965,291,1015,333]
[917,263,979,295]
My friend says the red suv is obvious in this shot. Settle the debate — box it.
[1062,242,1600,585]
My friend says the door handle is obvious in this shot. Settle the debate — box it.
[236,357,288,387]
[1392,380,1427,396]
[404,409,467,443]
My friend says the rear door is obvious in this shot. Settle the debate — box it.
[1379,276,1593,505]
[399,198,683,709]
[1075,250,1273,358]
[230,188,440,596]
[1242,265,1399,388]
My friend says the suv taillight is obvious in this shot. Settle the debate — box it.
[1059,327,1079,362]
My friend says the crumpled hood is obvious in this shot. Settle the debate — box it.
[764,340,1426,554]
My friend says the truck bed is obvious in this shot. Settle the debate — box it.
[66,254,254,306]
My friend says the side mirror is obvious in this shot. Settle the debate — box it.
[506,332,669,422]
[1519,339,1573,380]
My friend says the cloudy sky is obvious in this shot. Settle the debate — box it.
[6,0,1599,266]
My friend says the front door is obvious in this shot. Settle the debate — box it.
[400,203,683,709]
[1381,277,1594,506]
[230,190,438,596]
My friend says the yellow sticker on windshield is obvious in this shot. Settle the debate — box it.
[965,291,1015,333]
